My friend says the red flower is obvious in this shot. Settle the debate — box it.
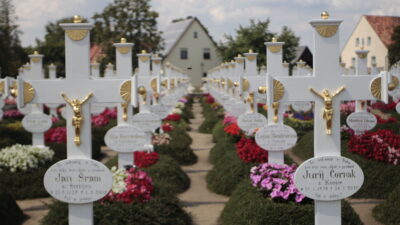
[92,114,110,127]
[45,127,67,144]
[134,152,160,168]
[161,123,173,132]
[348,129,400,165]
[235,136,269,163]
[101,108,117,119]
[224,122,241,136]
[164,113,181,121]
[205,95,215,104]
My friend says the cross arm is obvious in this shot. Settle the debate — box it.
[17,77,129,107]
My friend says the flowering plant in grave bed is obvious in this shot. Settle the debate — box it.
[171,108,183,115]
[236,136,268,163]
[134,151,160,168]
[161,122,173,132]
[152,133,172,145]
[102,167,154,204]
[164,113,181,121]
[45,127,67,144]
[250,163,307,203]
[175,102,185,110]
[0,144,54,172]
[348,129,400,165]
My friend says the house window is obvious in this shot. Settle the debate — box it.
[203,48,210,60]
[361,38,365,46]
[180,48,188,59]
[194,31,198,39]
[351,57,356,67]
[371,56,376,65]
[203,73,207,77]
[356,38,359,47]
[367,36,371,46]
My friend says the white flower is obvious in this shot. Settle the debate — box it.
[0,144,54,172]
[175,102,185,109]
[172,108,182,115]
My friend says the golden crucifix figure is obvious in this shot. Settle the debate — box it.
[309,86,345,135]
[61,92,93,146]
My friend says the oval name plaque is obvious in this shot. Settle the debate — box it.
[346,111,377,133]
[255,124,297,151]
[294,156,364,201]
[104,124,149,152]
[132,112,161,132]
[291,102,312,112]
[150,104,169,120]
[22,112,52,133]
[229,102,247,118]
[237,112,267,133]
[44,159,113,204]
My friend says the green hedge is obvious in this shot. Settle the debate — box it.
[155,128,197,166]
[106,155,190,195]
[0,122,31,148]
[211,120,226,143]
[283,117,314,140]
[220,179,363,225]
[206,148,257,196]
[373,183,400,225]
[292,131,400,199]
[198,102,220,133]
[208,138,236,165]
[0,185,25,225]
[41,188,192,225]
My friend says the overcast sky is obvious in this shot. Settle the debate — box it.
[14,0,400,52]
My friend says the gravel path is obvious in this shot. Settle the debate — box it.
[179,101,228,225]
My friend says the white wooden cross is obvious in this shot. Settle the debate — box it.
[21,52,52,147]
[17,16,128,225]
[275,13,388,225]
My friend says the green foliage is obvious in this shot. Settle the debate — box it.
[373,183,400,225]
[155,128,197,165]
[41,189,192,225]
[106,154,190,195]
[0,122,31,148]
[388,25,400,66]
[92,0,163,70]
[220,179,363,225]
[0,185,25,225]
[209,137,235,165]
[206,147,256,196]
[211,120,226,143]
[217,19,299,67]
[292,131,400,199]
[0,0,27,77]
[198,105,220,133]
[143,155,190,194]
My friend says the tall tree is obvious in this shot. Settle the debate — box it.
[217,19,299,68]
[92,0,163,69]
[388,25,400,67]
[0,0,26,77]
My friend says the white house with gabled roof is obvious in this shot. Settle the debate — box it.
[162,17,222,86]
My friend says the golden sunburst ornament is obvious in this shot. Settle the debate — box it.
[242,78,249,92]
[120,80,131,102]
[66,29,88,41]
[315,25,338,38]
[370,77,382,100]
[388,76,399,91]
[268,45,282,53]
[117,47,130,54]
[0,81,4,94]
[151,78,157,92]
[23,81,35,104]
[273,79,284,101]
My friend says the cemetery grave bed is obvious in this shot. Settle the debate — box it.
[41,188,192,225]
[206,121,294,196]
[373,183,400,225]
[292,129,400,199]
[220,178,363,225]
[198,98,222,133]
[0,184,26,225]
[106,154,191,195]
[154,126,197,166]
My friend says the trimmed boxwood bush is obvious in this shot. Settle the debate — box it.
[41,188,192,225]
[284,117,314,140]
[211,120,227,143]
[0,185,25,225]
[198,102,221,133]
[0,122,31,148]
[373,183,400,225]
[206,148,257,196]
[220,179,363,225]
[106,155,190,195]
[292,131,400,199]
[209,137,236,165]
[155,128,197,166]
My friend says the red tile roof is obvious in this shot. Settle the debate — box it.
[365,15,400,47]
[90,44,105,63]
